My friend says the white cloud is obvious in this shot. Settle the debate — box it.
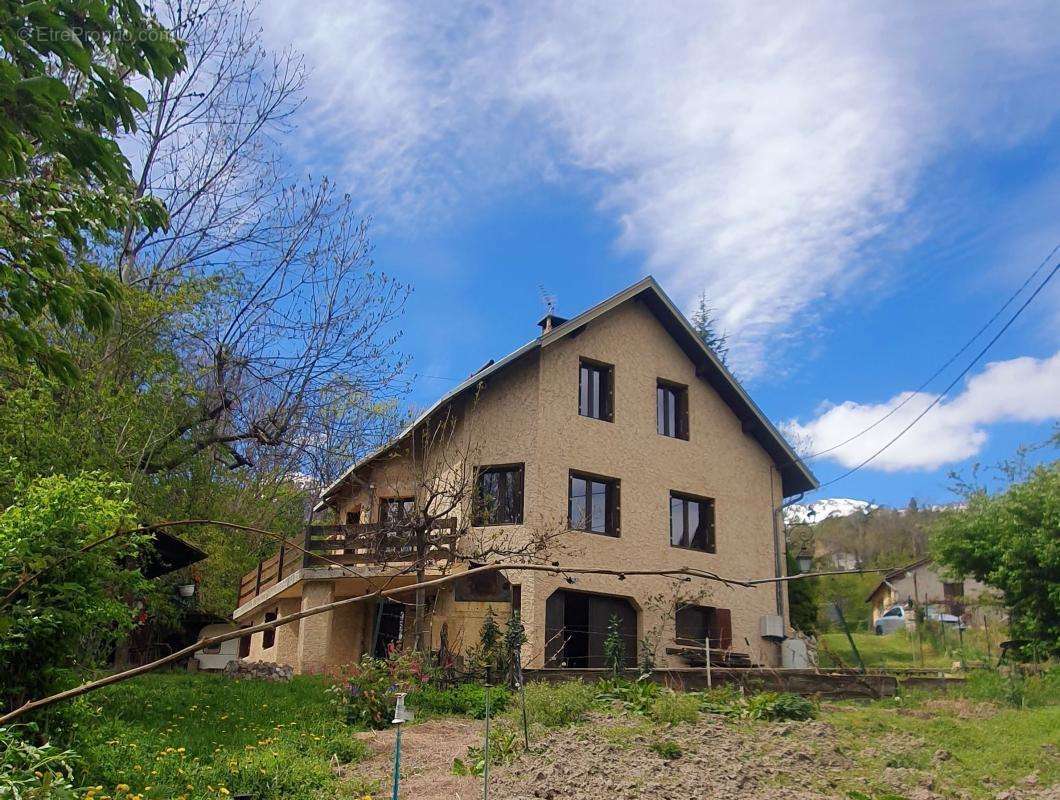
[784,352,1060,471]
[260,1,1060,374]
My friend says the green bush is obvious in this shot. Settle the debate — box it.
[521,681,597,727]
[408,682,510,719]
[649,692,700,726]
[742,691,816,721]
[0,725,81,800]
[595,677,662,715]
[0,472,148,710]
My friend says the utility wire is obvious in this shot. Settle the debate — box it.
[813,259,1059,490]
[798,242,1060,464]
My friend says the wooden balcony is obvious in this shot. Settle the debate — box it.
[236,520,457,607]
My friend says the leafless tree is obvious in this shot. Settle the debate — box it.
[365,399,570,651]
[103,0,407,479]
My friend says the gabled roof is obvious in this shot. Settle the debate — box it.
[866,557,933,603]
[316,276,817,510]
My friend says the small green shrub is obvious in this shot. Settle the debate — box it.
[408,682,510,719]
[742,692,816,721]
[452,722,523,776]
[697,685,742,714]
[0,725,81,800]
[595,677,661,715]
[521,681,597,727]
[695,687,816,721]
[649,692,700,726]
[649,739,683,760]
[603,614,625,675]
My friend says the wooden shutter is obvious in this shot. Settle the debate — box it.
[710,608,733,651]
[514,465,525,523]
[705,499,716,553]
[610,479,621,536]
[678,388,690,439]
[605,365,614,421]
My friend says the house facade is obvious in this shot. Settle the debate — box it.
[231,277,817,673]
[867,557,1002,628]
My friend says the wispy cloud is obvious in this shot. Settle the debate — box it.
[261,1,1060,374]
[784,351,1060,471]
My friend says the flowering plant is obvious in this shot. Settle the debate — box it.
[328,648,433,729]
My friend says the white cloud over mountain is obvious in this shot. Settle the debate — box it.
[260,2,1060,374]
[785,351,1060,471]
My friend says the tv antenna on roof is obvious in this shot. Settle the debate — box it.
[538,285,557,316]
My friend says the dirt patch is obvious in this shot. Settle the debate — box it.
[342,718,483,800]
[921,697,1000,720]
[487,712,1058,800]
[489,713,849,800]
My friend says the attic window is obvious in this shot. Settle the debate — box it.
[657,380,689,439]
[578,359,614,422]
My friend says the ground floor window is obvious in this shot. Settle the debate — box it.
[261,609,278,649]
[545,589,636,668]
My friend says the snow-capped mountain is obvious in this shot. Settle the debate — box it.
[783,498,876,525]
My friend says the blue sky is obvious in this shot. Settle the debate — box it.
[259,2,1060,507]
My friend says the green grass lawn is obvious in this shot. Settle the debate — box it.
[821,671,1060,799]
[64,672,369,800]
[818,628,997,670]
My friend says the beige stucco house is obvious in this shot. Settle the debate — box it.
[231,277,817,673]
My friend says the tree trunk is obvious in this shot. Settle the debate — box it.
[413,530,427,651]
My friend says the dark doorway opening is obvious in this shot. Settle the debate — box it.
[373,600,405,657]
[545,590,636,668]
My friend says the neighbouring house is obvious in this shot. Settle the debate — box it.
[866,557,1003,628]
[231,277,818,673]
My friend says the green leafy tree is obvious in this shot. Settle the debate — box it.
[0,0,185,379]
[690,291,730,369]
[0,470,149,710]
[932,462,1059,655]
[0,285,309,614]
[785,551,818,634]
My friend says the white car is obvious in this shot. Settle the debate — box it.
[874,604,908,635]
[873,604,966,635]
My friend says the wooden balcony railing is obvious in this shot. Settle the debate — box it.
[237,519,458,607]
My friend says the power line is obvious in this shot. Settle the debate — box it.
[813,259,1059,490]
[799,242,1060,464]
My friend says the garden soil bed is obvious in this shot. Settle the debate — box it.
[345,717,484,799]
[343,707,1058,800]
[489,711,1058,800]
